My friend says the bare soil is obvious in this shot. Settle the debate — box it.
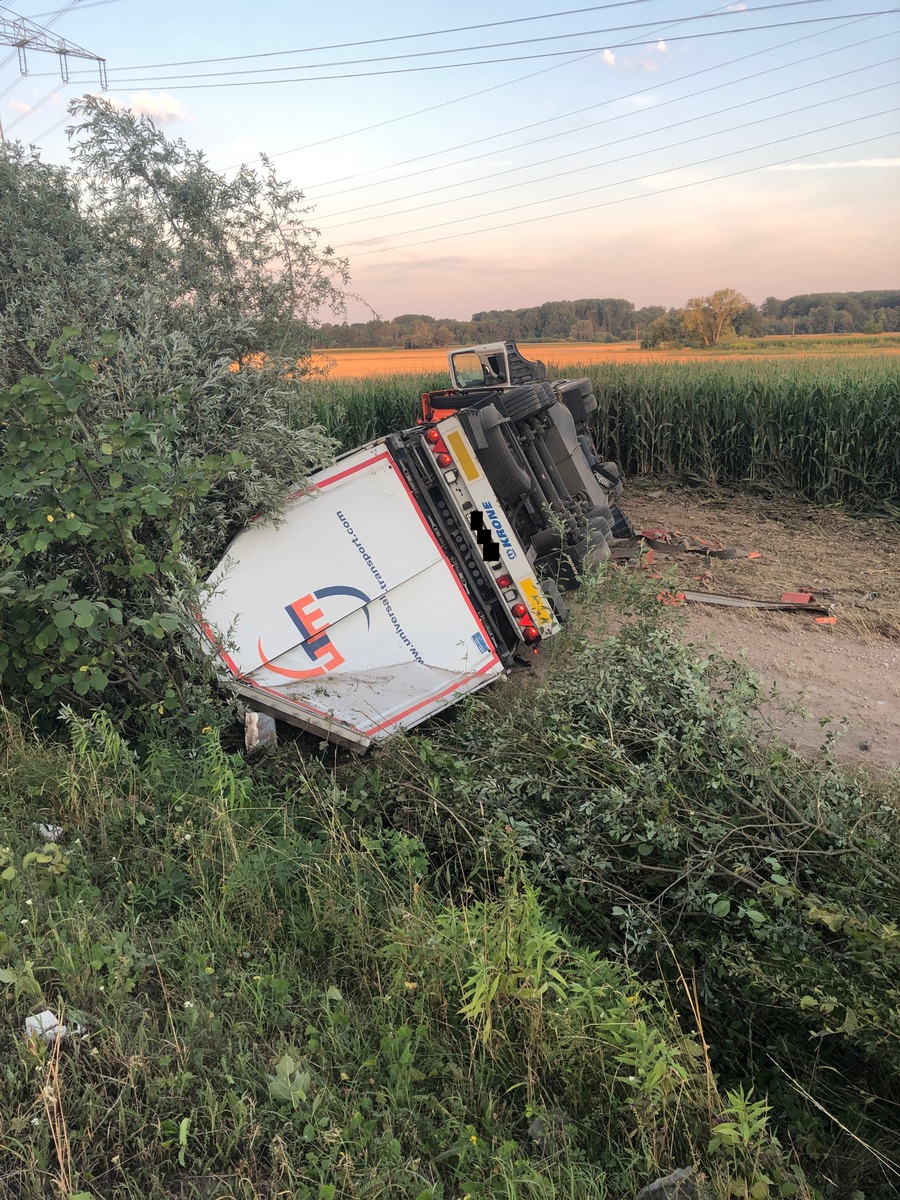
[622,482,900,770]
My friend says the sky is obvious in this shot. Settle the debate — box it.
[2,0,899,322]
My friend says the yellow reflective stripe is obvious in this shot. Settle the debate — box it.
[446,430,480,482]
[519,577,553,627]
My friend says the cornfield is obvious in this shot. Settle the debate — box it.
[584,358,899,510]
[308,357,899,512]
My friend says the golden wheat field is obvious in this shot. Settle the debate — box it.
[311,336,900,378]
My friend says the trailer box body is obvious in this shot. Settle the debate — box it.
[200,419,557,750]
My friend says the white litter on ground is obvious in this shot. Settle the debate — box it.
[32,823,63,842]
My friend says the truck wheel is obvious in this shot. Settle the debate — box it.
[473,405,533,501]
[594,460,624,497]
[587,506,613,539]
[609,503,635,539]
[555,378,598,424]
[499,385,549,423]
[529,527,563,556]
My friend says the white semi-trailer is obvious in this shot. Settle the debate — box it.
[199,343,629,749]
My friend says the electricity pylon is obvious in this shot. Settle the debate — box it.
[0,6,107,87]
[0,5,107,145]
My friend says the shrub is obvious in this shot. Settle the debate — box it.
[353,603,900,1189]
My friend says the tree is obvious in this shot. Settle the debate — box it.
[733,303,766,338]
[681,288,749,347]
[1,98,350,385]
[808,304,836,334]
[0,98,352,731]
[409,320,434,348]
[641,311,684,348]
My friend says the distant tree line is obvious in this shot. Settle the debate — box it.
[316,290,900,349]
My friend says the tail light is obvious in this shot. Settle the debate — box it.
[425,427,454,470]
[521,624,541,645]
[496,574,512,588]
[511,602,527,618]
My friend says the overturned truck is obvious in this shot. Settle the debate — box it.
[199,342,632,749]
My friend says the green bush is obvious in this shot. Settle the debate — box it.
[353,600,900,1190]
[0,346,331,733]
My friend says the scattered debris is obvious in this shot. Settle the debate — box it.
[635,1165,697,1200]
[639,528,757,560]
[24,1010,83,1044]
[675,590,835,617]
[244,711,278,753]
[32,822,63,843]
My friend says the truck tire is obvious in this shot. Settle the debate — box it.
[588,501,619,549]
[498,385,549,423]
[529,527,563,557]
[556,378,598,424]
[609,503,635,540]
[472,405,533,501]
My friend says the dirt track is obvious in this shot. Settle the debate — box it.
[621,482,900,771]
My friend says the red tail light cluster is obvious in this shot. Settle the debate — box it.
[425,427,454,472]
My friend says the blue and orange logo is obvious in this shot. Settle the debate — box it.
[257,585,372,680]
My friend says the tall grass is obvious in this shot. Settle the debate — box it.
[0,706,802,1199]
[307,357,900,512]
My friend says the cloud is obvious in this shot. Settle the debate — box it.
[92,91,192,124]
[602,42,667,71]
[10,98,32,114]
[128,92,193,124]
[724,3,747,10]
[767,158,900,171]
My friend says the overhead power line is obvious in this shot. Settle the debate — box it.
[101,0,658,71]
[334,107,899,249]
[94,0,830,83]
[319,71,899,230]
[104,7,880,89]
[343,129,899,258]
[218,0,754,171]
[223,11,878,176]
[4,80,64,131]
[308,31,889,201]
[27,0,124,17]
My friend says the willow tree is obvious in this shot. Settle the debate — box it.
[0,98,353,730]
